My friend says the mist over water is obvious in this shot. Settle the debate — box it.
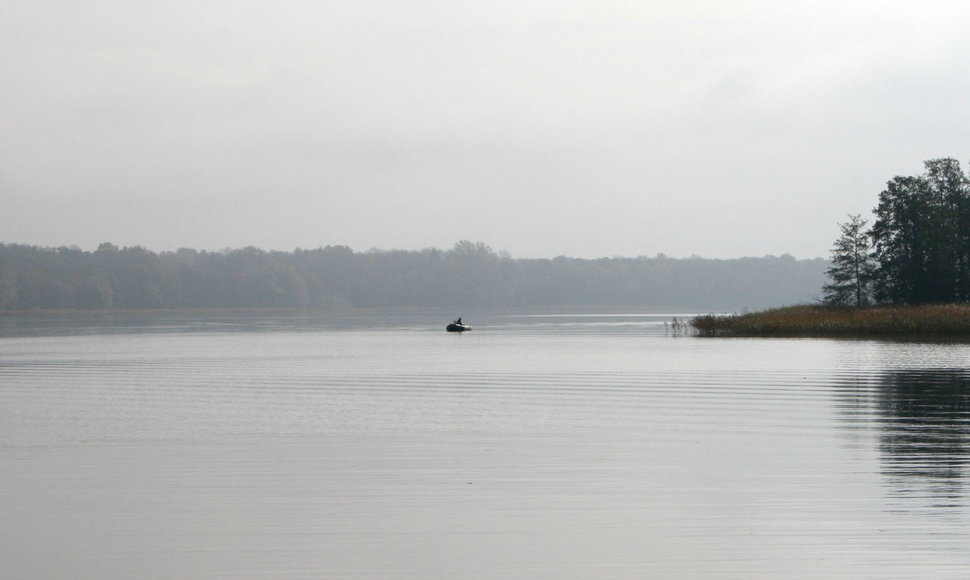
[3,310,970,578]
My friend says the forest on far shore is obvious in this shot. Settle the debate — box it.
[0,241,827,312]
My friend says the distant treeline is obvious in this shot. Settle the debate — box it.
[0,241,827,311]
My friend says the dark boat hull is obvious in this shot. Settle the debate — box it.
[446,323,471,332]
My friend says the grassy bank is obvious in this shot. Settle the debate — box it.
[690,304,970,336]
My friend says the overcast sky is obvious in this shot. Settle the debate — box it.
[3,1,970,259]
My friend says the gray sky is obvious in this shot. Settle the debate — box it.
[4,1,970,259]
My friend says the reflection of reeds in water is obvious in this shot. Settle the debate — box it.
[691,304,970,336]
[665,316,693,335]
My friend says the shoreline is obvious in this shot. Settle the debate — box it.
[690,304,970,337]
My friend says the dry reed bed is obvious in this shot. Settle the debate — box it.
[690,304,970,336]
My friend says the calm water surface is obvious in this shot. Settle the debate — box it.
[2,310,970,578]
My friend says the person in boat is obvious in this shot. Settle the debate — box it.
[455,317,463,326]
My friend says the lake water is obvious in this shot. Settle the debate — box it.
[2,309,970,578]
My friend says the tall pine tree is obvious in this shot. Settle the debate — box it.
[823,214,875,306]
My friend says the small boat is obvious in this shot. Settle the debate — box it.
[446,322,471,332]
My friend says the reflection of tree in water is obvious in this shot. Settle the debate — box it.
[873,369,970,501]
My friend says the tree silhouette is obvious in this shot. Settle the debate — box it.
[823,214,875,306]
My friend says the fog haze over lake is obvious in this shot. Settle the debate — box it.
[6,4,970,572]
[4,1,970,259]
